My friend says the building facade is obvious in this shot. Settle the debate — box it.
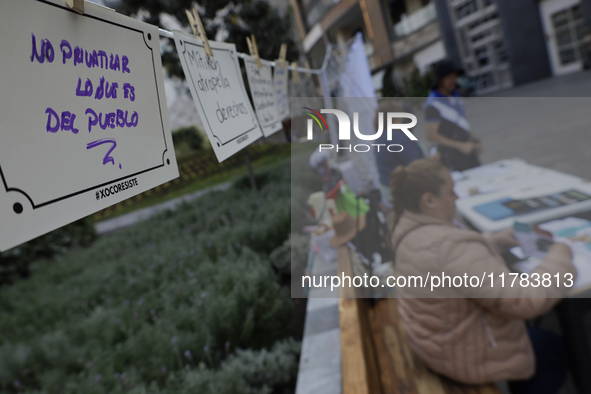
[290,0,448,93]
[293,0,591,95]
[436,0,591,94]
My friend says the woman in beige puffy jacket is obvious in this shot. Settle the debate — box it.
[389,158,576,394]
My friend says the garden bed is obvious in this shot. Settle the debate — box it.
[0,153,317,394]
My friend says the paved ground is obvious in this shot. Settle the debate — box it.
[487,70,591,97]
[472,71,591,178]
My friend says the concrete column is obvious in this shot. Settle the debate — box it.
[495,0,552,86]
[581,0,591,29]
[432,0,462,67]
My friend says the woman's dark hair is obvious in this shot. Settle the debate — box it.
[389,158,448,229]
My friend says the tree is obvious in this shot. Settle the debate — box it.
[405,67,435,97]
[381,66,403,97]
[117,0,299,78]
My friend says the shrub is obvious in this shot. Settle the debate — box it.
[270,233,310,284]
[0,217,96,285]
[170,338,301,394]
[172,126,204,151]
[404,67,435,97]
[381,66,404,97]
[0,156,311,393]
[232,160,290,191]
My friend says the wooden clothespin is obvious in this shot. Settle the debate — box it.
[246,37,255,58]
[278,43,287,69]
[291,62,300,84]
[246,34,262,68]
[66,0,84,14]
[305,61,312,77]
[185,8,213,58]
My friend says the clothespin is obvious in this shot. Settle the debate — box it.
[66,0,84,14]
[246,36,254,56]
[291,62,300,84]
[246,34,262,68]
[185,8,213,58]
[278,43,287,69]
[305,61,312,77]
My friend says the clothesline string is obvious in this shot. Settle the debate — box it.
[158,28,324,75]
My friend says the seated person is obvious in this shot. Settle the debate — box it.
[389,158,575,394]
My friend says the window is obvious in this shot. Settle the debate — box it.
[559,48,577,64]
[474,46,490,67]
[493,40,509,64]
[551,4,591,66]
[551,10,569,30]
[556,28,573,47]
[468,12,498,30]
[455,0,478,20]
[460,29,470,57]
[473,72,495,90]
[471,29,492,43]
[576,23,588,41]
[388,0,407,25]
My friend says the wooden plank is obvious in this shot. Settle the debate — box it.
[339,245,382,394]
[340,297,372,394]
[369,299,416,394]
[337,246,356,298]
[370,297,447,394]
[357,298,383,394]
[413,353,448,394]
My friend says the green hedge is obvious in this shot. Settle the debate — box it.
[172,126,204,151]
[0,218,96,285]
[0,160,309,394]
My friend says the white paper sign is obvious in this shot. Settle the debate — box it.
[173,31,262,162]
[273,64,290,120]
[0,0,178,251]
[243,56,282,137]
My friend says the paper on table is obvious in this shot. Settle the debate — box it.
[465,162,512,178]
[514,217,591,291]
[513,222,554,259]
[511,246,526,260]
[512,251,542,274]
[538,217,591,234]
[454,176,524,199]
[539,218,591,258]
[451,171,467,182]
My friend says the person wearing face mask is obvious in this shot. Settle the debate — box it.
[389,158,576,394]
[425,59,481,171]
